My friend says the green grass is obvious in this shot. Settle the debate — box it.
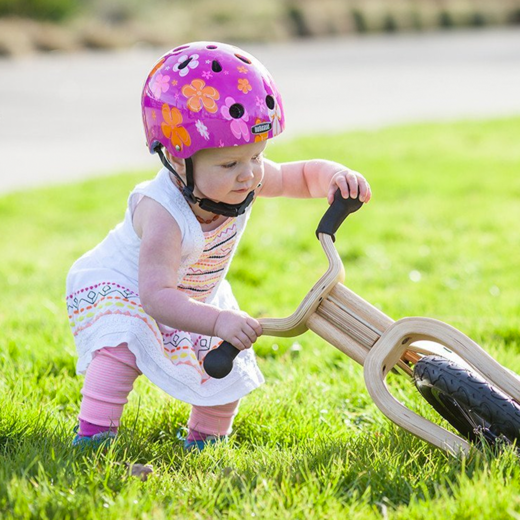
[1,117,520,518]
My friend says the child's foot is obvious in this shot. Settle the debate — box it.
[72,428,116,449]
[184,435,227,451]
[177,428,228,451]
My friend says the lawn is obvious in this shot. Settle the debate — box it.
[1,117,520,518]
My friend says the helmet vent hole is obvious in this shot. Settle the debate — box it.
[173,45,190,52]
[229,103,245,119]
[206,45,218,50]
[178,57,193,70]
[235,54,252,64]
[265,95,275,110]
[212,60,223,73]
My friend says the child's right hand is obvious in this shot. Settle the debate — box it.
[214,310,263,350]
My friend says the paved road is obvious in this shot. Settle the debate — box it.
[1,28,520,193]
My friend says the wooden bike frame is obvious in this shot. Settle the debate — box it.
[204,194,520,455]
[257,232,520,456]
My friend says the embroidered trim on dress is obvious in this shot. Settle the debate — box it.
[178,221,238,301]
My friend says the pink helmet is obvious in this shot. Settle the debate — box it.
[142,41,285,159]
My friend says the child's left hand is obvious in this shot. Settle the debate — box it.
[327,169,372,205]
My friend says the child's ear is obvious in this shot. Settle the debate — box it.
[165,152,186,175]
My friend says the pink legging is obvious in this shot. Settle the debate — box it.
[78,343,239,436]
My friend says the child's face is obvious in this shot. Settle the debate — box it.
[171,141,267,204]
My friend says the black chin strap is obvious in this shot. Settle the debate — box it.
[154,144,255,218]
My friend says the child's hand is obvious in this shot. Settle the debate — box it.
[327,169,372,205]
[214,310,263,350]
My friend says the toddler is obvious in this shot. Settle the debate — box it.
[66,41,371,450]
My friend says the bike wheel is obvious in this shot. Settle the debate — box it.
[413,355,520,448]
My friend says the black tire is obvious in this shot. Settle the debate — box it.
[413,355,520,449]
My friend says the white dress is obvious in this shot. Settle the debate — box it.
[65,168,264,407]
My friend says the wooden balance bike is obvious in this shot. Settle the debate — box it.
[204,191,520,456]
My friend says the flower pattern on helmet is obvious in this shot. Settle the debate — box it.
[268,102,283,137]
[182,79,220,114]
[196,120,210,140]
[151,73,171,97]
[255,95,267,114]
[237,78,252,94]
[173,54,200,77]
[221,97,250,142]
[161,104,191,151]
[147,57,166,81]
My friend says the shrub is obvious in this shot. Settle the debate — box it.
[351,8,368,33]
[0,0,80,21]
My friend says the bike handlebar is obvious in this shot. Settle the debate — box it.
[315,189,364,241]
[202,340,241,379]
[203,189,364,379]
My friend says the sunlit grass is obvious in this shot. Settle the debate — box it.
[1,117,520,518]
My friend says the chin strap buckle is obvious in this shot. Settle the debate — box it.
[182,186,198,205]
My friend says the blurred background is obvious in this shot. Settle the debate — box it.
[1,0,520,192]
[1,0,520,54]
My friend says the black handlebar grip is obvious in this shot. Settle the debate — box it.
[315,189,364,241]
[203,341,240,379]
